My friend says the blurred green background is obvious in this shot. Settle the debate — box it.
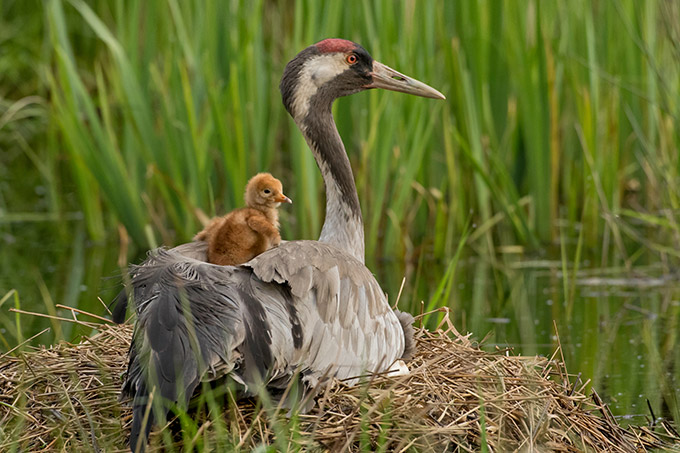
[1,0,679,426]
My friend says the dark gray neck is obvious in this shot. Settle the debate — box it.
[297,98,365,262]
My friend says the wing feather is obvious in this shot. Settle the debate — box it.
[116,239,411,451]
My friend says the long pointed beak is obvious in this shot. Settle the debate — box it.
[276,193,293,204]
[366,61,445,100]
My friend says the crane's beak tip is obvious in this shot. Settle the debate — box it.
[368,60,445,101]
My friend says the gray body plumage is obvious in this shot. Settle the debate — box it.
[116,39,441,451]
[118,240,413,450]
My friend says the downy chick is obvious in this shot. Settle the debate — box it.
[195,173,292,265]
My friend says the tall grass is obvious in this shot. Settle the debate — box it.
[2,0,680,426]
[3,0,667,270]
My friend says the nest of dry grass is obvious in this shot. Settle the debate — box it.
[1,313,678,452]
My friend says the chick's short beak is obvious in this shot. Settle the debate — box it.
[276,193,292,204]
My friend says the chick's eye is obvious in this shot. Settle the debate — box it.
[263,189,271,194]
[346,54,358,65]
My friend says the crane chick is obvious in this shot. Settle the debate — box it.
[195,173,292,265]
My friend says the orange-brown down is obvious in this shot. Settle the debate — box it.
[195,173,292,265]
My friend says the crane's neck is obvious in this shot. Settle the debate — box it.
[295,101,365,262]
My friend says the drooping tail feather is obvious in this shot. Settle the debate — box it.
[129,381,154,453]
[119,251,208,451]
[111,288,129,324]
[118,245,246,451]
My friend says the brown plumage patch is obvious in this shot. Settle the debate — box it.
[195,173,291,266]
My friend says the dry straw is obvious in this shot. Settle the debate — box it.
[0,310,678,452]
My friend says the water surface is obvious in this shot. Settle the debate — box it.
[1,219,678,426]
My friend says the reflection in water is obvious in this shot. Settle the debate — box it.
[2,222,679,426]
[377,255,680,427]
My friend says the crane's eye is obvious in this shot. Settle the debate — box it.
[263,189,271,194]
[346,54,358,65]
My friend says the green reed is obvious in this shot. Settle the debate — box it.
[0,0,666,270]
[2,0,680,428]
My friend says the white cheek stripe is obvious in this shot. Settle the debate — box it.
[290,54,348,120]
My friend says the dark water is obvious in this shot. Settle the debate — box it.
[1,219,678,426]
[378,254,680,426]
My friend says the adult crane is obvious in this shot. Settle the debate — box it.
[113,38,444,452]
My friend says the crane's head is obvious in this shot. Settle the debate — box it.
[280,38,444,120]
